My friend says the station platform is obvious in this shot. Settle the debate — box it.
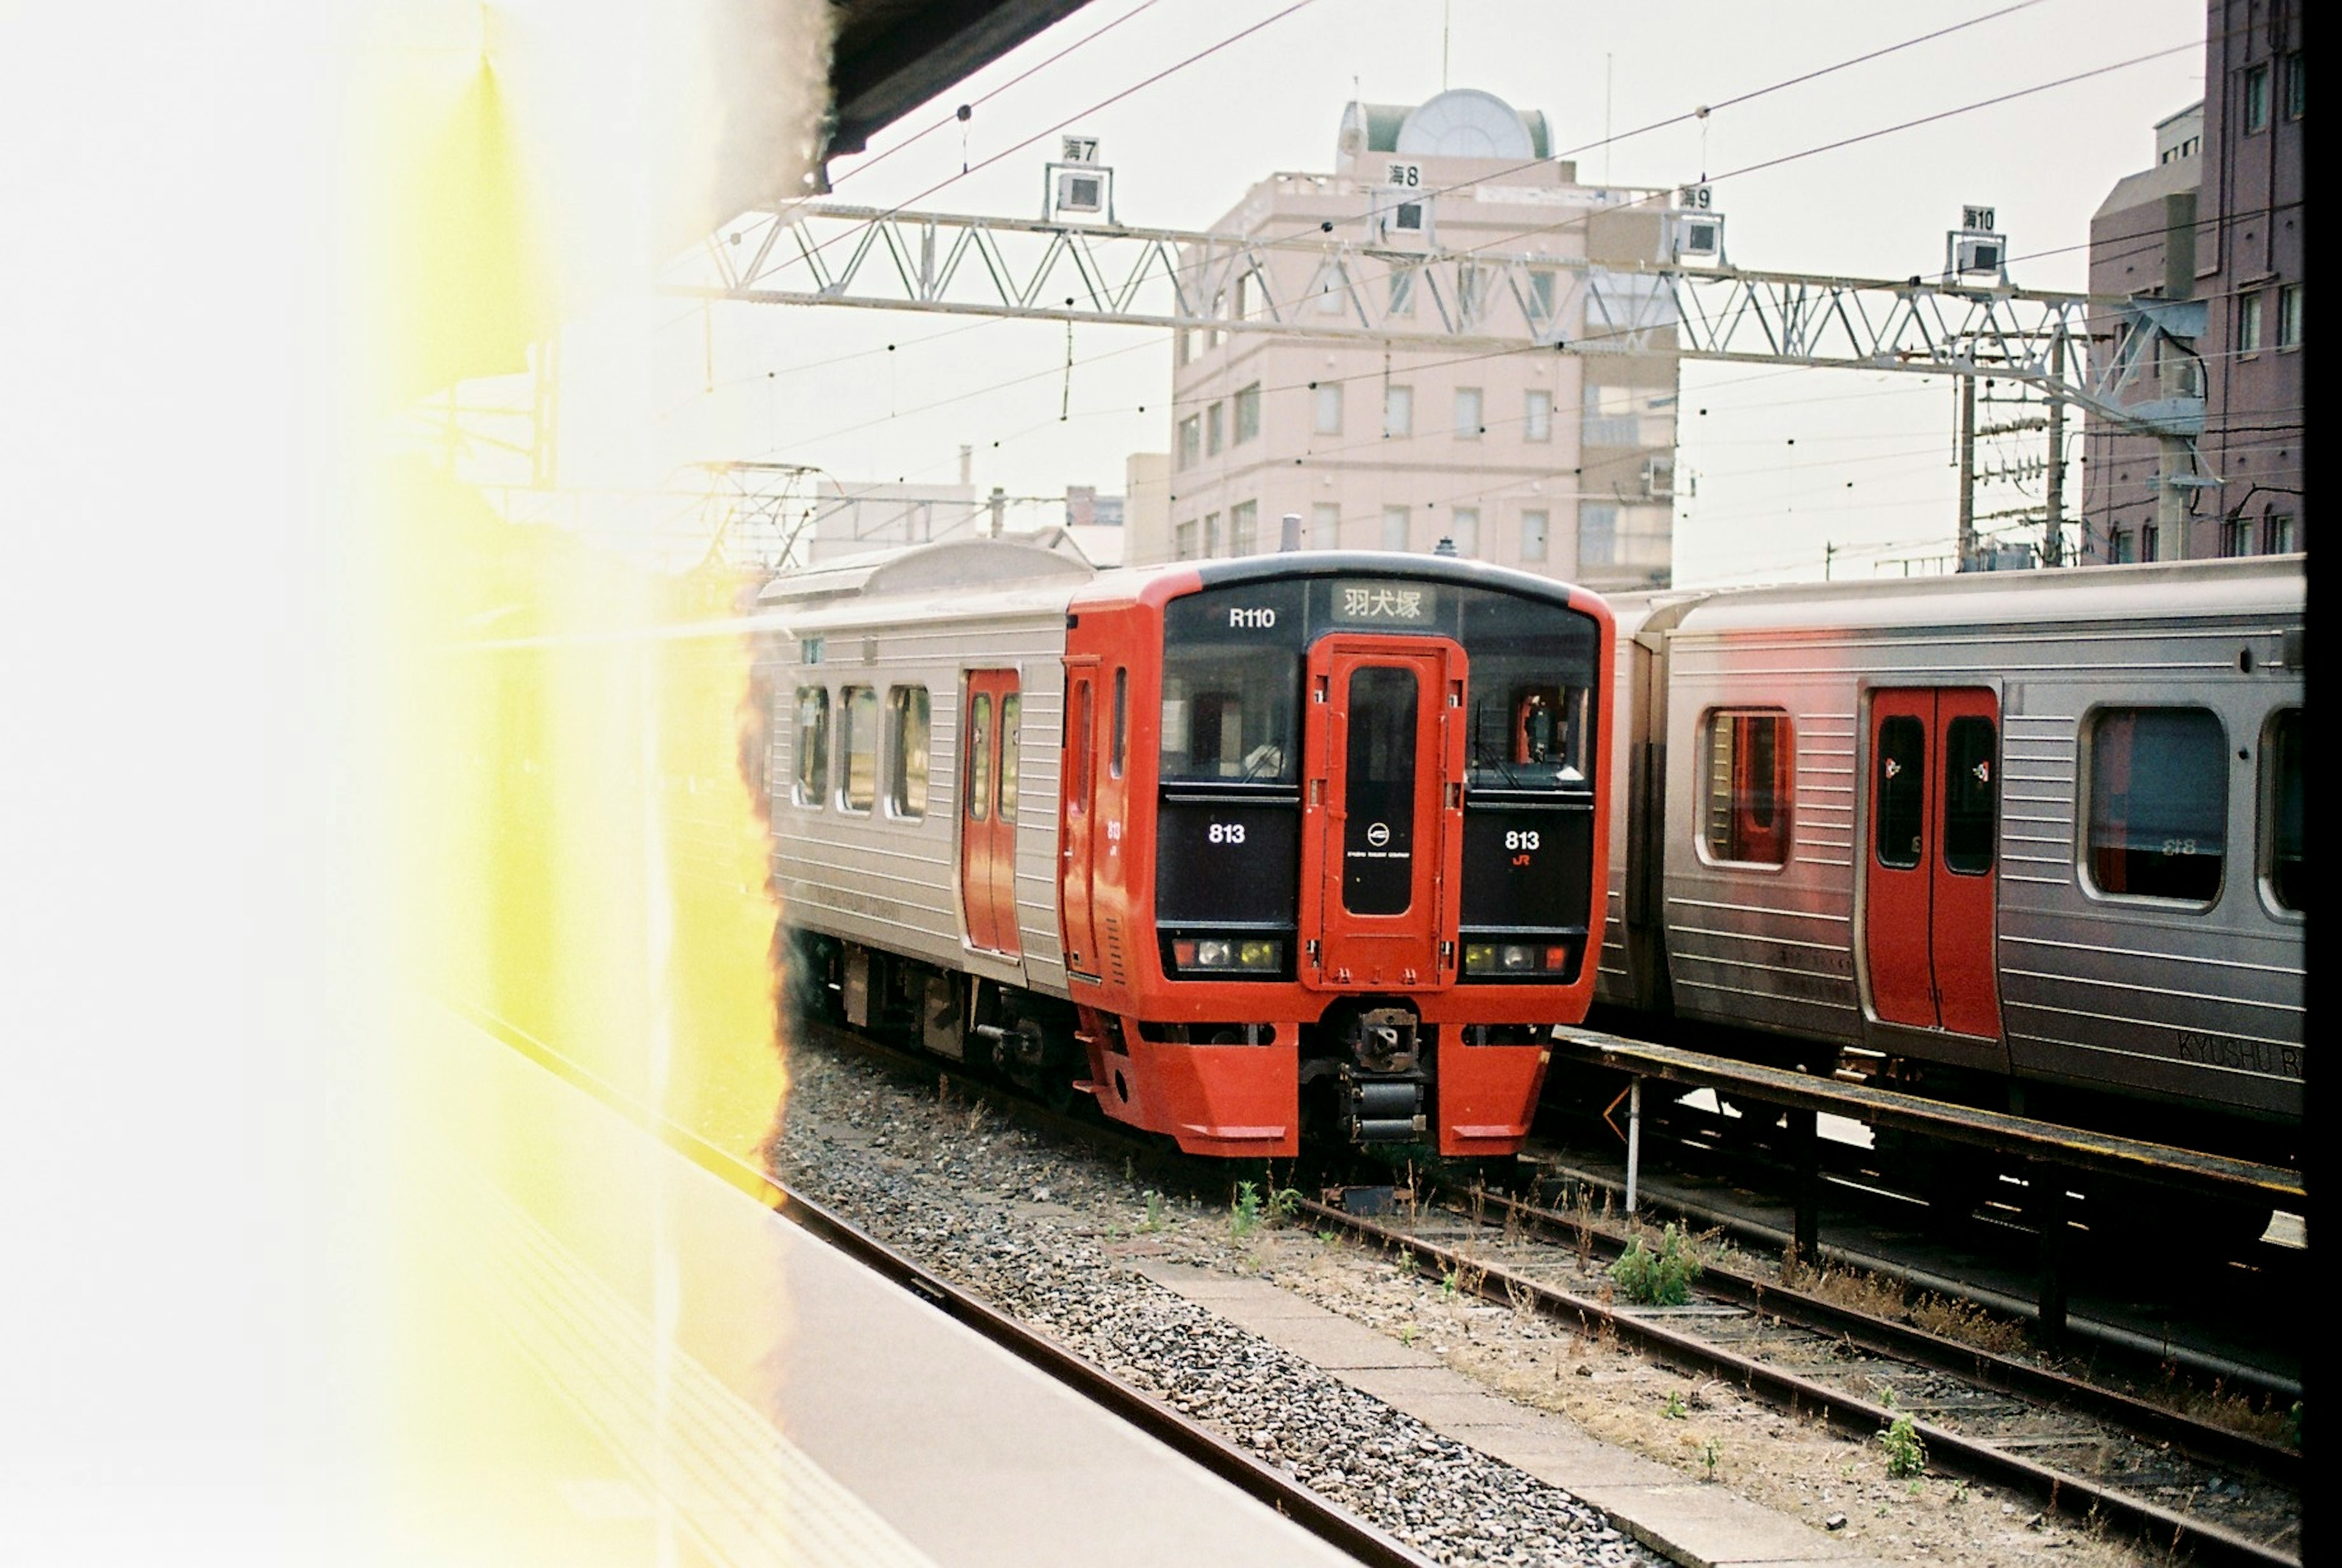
[403,1008,1362,1567]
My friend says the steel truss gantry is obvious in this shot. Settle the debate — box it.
[667,202,2206,443]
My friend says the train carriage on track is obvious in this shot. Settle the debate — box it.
[759,537,1616,1160]
[1597,556,2305,1157]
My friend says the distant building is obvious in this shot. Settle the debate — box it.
[1134,89,1682,590]
[2083,2,2302,562]
[1063,484,1125,528]
[801,479,981,562]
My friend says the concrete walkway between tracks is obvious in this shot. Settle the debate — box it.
[1134,1262,1889,1568]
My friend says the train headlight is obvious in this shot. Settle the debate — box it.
[1462,942,1574,978]
[1169,937,1284,975]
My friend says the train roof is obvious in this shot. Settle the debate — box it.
[1641,556,2305,639]
[755,534,1096,609]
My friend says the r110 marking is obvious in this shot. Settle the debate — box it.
[1228,607,1277,629]
[1209,822,1248,844]
[1505,829,1541,851]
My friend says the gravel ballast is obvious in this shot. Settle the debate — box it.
[766,1045,1660,1568]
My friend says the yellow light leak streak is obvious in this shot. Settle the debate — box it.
[359,2,831,1553]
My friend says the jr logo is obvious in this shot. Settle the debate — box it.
[1228,607,1277,629]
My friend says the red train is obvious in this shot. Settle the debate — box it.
[759,538,1615,1158]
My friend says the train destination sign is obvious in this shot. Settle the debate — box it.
[1331,581,1438,625]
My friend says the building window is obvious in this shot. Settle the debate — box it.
[2237,290,2264,355]
[2265,513,2296,553]
[1206,401,1225,456]
[1453,387,1483,438]
[2221,517,2254,557]
[1234,382,1261,444]
[1203,512,1222,557]
[1582,384,1641,447]
[2277,283,2302,348]
[2108,529,2133,564]
[887,687,930,818]
[1703,709,1792,866]
[2244,63,2271,133]
[1527,269,1557,326]
[2263,708,2304,912]
[1230,500,1258,556]
[1580,503,1618,566]
[1389,268,1416,315]
[1316,275,1345,315]
[1311,502,1340,547]
[2140,523,2160,561]
[1175,329,1192,367]
[1383,384,1413,437]
[1524,388,1553,442]
[1178,415,1200,469]
[2086,707,2226,903]
[1313,382,1342,434]
[839,686,879,812]
[1173,518,1198,560]
[1520,509,1549,562]
[1449,507,1478,556]
[2284,51,2305,119]
[793,687,829,807]
[1380,506,1409,551]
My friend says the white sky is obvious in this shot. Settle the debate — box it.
[618,0,2212,584]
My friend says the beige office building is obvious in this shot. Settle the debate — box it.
[1131,89,1682,591]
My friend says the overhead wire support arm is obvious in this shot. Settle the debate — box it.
[670,202,2201,443]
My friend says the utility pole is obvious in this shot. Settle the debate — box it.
[1824,542,1835,581]
[1956,374,1977,571]
[987,485,1005,538]
[2043,336,2064,565]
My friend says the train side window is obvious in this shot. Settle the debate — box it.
[2262,707,2303,913]
[998,694,1022,824]
[1873,716,1925,870]
[1111,668,1128,780]
[2085,707,2226,904]
[966,693,992,822]
[838,687,879,812]
[1702,709,1792,865]
[793,687,829,808]
[1941,715,1997,875]
[886,687,929,819]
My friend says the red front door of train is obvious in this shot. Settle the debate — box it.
[1863,688,2000,1038]
[1300,636,1466,989]
[961,670,1022,957]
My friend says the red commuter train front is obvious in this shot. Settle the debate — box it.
[1055,555,1614,1159]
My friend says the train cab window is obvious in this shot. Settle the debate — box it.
[886,687,929,819]
[1160,653,1298,784]
[1466,665,1591,789]
[966,694,993,822]
[1704,709,1792,865]
[839,687,879,812]
[2263,708,2304,912]
[1941,715,1997,875]
[1111,668,1127,779]
[2086,707,2226,903]
[998,694,1022,824]
[793,687,829,807]
[1873,716,1924,870]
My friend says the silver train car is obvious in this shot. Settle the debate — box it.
[1598,556,2304,1153]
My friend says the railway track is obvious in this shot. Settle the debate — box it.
[799,1017,2304,1567]
[1319,1180,2300,1567]
[471,1003,1437,1568]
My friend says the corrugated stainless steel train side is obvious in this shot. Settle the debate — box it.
[1597,557,2305,1140]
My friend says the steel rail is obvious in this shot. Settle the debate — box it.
[795,1015,2298,1564]
[1428,1180,2299,1489]
[1297,1195,2296,1568]
[459,1001,1437,1568]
